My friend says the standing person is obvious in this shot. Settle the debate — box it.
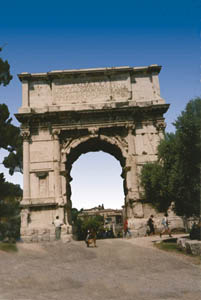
[85,229,91,243]
[160,213,172,238]
[123,218,131,238]
[53,216,63,240]
[147,215,155,236]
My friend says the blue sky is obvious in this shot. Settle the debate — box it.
[0,0,200,209]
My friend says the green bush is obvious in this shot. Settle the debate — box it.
[0,194,21,241]
[73,214,104,241]
[189,223,201,241]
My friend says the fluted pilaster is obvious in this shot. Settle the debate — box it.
[52,129,62,205]
[21,129,30,201]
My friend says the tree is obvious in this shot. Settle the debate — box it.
[141,132,180,212]
[171,98,201,217]
[141,97,201,217]
[0,47,22,241]
[0,104,23,174]
[0,47,22,174]
[0,105,22,240]
[72,208,104,241]
[81,215,104,233]
[140,161,170,212]
[0,173,22,241]
[0,46,12,86]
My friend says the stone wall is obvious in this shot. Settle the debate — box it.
[128,202,185,236]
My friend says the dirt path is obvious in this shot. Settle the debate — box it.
[0,235,200,300]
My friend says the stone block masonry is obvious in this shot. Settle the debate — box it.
[16,65,170,242]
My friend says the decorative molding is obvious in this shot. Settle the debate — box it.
[20,202,58,209]
[35,171,48,179]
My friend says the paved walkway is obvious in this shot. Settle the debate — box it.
[0,234,200,300]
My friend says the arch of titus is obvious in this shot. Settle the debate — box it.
[16,65,169,242]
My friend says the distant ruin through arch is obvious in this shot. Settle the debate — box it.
[16,65,169,242]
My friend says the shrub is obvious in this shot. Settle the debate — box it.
[189,223,201,240]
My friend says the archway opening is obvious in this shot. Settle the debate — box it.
[71,151,124,210]
[63,137,127,239]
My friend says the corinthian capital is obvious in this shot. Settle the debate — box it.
[154,120,166,132]
[21,129,30,141]
[52,129,61,140]
[126,123,135,134]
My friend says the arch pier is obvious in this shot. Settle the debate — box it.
[16,65,169,242]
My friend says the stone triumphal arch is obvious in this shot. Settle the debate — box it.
[16,65,169,242]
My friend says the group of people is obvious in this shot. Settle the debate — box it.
[123,213,172,239]
[146,213,172,237]
[52,213,173,241]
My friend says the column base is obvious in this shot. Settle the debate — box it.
[20,226,72,243]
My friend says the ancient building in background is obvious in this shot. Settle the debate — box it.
[78,206,123,237]
[16,65,169,242]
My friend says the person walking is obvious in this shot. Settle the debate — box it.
[147,215,155,236]
[160,213,172,238]
[123,218,131,238]
[53,216,63,240]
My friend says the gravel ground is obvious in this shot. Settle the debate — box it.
[0,235,200,300]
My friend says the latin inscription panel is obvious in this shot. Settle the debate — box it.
[52,73,130,105]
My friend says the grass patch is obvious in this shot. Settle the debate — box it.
[0,242,18,252]
[154,240,201,265]
[155,241,178,252]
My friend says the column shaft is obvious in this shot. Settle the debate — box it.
[23,138,30,200]
[53,132,62,203]
[127,126,139,198]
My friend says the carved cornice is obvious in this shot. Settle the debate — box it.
[18,65,162,82]
[15,104,170,126]
[20,202,58,209]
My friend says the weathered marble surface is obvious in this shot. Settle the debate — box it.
[16,65,170,242]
